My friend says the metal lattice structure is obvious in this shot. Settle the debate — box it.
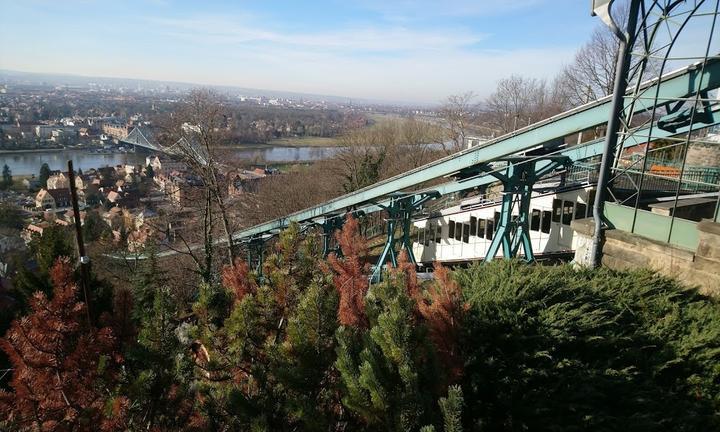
[590,0,720,263]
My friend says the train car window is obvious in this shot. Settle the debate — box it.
[486,220,494,240]
[531,209,541,231]
[470,216,477,236]
[462,223,470,243]
[552,199,562,223]
[575,202,587,220]
[562,201,574,225]
[436,224,442,243]
[455,222,462,241]
[478,218,486,238]
[448,221,455,240]
[541,210,551,233]
[587,191,596,217]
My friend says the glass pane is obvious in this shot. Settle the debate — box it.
[470,216,477,236]
[531,209,541,231]
[552,199,562,223]
[541,211,551,233]
[562,201,574,225]
[463,223,470,243]
[486,220,494,240]
[455,222,462,241]
[436,224,442,243]
[448,221,455,239]
[575,202,587,219]
[478,218,486,238]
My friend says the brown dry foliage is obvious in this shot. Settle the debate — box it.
[0,258,126,431]
[324,215,370,327]
[221,258,257,302]
[418,262,466,382]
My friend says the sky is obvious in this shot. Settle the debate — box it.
[0,0,604,103]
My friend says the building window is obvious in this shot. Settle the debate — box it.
[494,211,501,227]
[436,224,442,243]
[424,225,431,246]
[541,210,551,233]
[531,209,541,231]
[462,223,470,243]
[448,220,455,240]
[552,199,562,223]
[455,222,462,241]
[470,216,477,236]
[486,219,494,240]
[478,218,486,239]
[575,202,587,220]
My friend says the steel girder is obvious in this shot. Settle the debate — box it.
[230,59,720,243]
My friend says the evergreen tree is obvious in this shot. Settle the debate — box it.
[0,202,24,230]
[1,164,11,189]
[82,210,110,242]
[0,259,126,431]
[13,225,74,306]
[334,267,441,430]
[39,163,51,188]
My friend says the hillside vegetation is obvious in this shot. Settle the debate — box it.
[1,217,719,431]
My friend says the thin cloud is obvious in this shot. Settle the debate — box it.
[145,15,487,53]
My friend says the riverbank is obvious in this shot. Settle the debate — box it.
[0,147,65,154]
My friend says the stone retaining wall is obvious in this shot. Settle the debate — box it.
[571,218,720,296]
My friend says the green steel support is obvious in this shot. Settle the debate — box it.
[246,238,265,278]
[483,157,569,261]
[371,191,439,282]
[321,217,345,258]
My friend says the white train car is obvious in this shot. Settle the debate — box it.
[412,186,596,264]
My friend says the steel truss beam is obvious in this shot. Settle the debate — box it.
[231,59,720,244]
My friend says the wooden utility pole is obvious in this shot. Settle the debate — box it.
[67,160,92,324]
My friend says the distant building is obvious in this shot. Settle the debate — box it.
[35,188,71,210]
[102,123,129,139]
[34,125,54,139]
[47,173,70,190]
[47,172,84,191]
[227,169,265,196]
[465,136,490,149]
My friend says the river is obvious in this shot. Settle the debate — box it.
[0,146,343,176]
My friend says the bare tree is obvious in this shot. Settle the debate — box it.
[484,76,562,135]
[157,89,238,267]
[557,26,621,108]
[439,92,478,153]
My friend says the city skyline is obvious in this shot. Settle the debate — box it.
[0,0,600,104]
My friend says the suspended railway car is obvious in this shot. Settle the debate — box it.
[411,186,596,264]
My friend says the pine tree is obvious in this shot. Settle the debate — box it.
[324,215,370,327]
[335,267,441,430]
[0,259,126,431]
[39,163,51,189]
[1,164,11,189]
